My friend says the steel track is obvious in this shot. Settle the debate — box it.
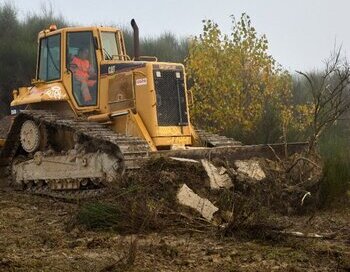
[0,110,150,200]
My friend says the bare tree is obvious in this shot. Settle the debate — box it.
[297,48,350,151]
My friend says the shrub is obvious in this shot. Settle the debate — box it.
[76,202,120,230]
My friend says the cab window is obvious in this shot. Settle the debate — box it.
[38,34,61,81]
[67,31,98,107]
[101,32,120,60]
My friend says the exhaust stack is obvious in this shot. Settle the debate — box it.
[131,19,140,61]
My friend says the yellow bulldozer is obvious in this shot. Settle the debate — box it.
[0,20,305,199]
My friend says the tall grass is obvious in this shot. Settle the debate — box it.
[76,202,120,230]
[319,122,350,205]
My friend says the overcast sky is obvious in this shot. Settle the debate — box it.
[5,0,350,71]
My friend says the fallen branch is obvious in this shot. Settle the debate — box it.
[286,156,321,173]
[169,157,200,163]
[301,192,311,206]
[276,230,336,239]
[267,144,282,163]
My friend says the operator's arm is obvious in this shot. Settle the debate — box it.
[70,57,78,72]
[88,63,97,78]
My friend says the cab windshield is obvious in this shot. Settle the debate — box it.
[38,34,61,81]
[101,31,120,60]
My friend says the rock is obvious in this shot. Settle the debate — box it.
[177,184,219,221]
[234,160,266,181]
[201,160,233,189]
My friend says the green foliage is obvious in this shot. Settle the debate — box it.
[141,32,188,63]
[122,27,189,63]
[0,3,67,116]
[76,202,120,230]
[186,14,311,144]
[319,123,350,204]
[0,3,21,115]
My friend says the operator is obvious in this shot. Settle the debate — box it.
[70,47,96,103]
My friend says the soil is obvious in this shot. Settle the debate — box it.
[0,116,12,139]
[0,183,349,271]
[0,146,348,271]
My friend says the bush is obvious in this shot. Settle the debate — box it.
[76,202,120,230]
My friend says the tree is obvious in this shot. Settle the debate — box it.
[0,3,20,116]
[0,3,67,117]
[186,14,309,143]
[297,48,350,151]
[122,27,189,63]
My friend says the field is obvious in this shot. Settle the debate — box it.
[0,159,349,272]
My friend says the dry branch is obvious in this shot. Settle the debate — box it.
[297,47,350,151]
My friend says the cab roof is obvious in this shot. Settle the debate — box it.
[38,25,121,38]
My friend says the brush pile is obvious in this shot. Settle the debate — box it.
[74,153,323,234]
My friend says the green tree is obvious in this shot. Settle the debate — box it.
[122,27,189,63]
[0,3,20,115]
[186,14,310,143]
[0,3,67,116]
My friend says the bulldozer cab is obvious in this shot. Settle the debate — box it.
[34,26,129,110]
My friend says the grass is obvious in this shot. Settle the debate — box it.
[76,202,120,230]
[319,123,350,205]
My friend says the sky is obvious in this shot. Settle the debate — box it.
[5,0,350,71]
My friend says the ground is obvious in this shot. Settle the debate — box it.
[0,186,349,272]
